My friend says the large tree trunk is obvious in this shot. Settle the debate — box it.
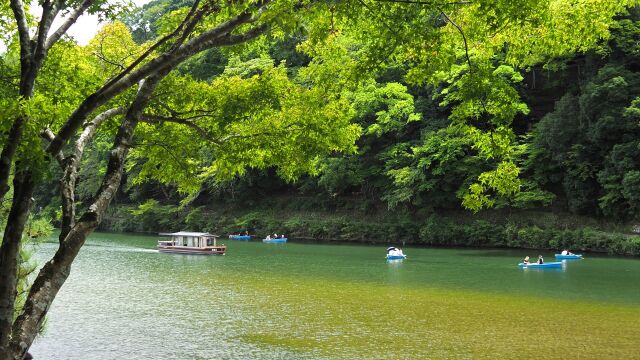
[0,171,34,357]
[0,1,58,353]
[6,74,165,360]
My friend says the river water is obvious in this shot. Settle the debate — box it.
[30,232,640,359]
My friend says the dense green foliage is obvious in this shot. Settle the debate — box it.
[527,13,640,219]
[16,1,640,256]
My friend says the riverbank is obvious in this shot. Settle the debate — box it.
[96,200,640,256]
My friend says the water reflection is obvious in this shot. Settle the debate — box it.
[386,259,405,264]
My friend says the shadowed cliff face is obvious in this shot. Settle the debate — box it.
[518,56,591,134]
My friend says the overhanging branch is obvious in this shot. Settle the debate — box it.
[45,0,94,50]
[47,1,271,157]
[100,0,208,92]
[140,114,222,144]
[140,113,299,146]
[438,8,473,73]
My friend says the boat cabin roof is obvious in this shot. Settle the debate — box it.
[159,231,218,237]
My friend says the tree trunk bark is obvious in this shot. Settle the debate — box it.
[7,73,165,360]
[0,171,34,358]
[0,118,25,201]
[1,1,52,351]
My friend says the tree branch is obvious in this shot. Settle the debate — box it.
[140,112,299,146]
[45,0,94,51]
[34,0,59,63]
[140,113,222,144]
[93,50,127,72]
[168,0,213,52]
[438,8,473,73]
[99,0,208,93]
[40,128,65,165]
[58,107,127,242]
[9,0,30,61]
[47,1,271,157]
[173,0,271,58]
[218,123,299,143]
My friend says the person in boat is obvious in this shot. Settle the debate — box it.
[266,235,272,240]
[280,234,285,238]
[561,249,568,256]
[244,230,249,236]
[523,256,530,265]
[537,255,544,264]
[273,233,278,239]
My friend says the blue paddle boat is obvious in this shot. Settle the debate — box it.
[263,238,287,244]
[229,235,251,241]
[386,247,407,260]
[554,254,583,260]
[518,261,563,269]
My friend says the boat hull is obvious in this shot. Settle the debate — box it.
[386,255,407,260]
[230,235,251,241]
[262,238,287,243]
[554,254,583,260]
[518,262,562,268]
[158,245,226,255]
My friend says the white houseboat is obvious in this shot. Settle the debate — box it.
[157,231,226,255]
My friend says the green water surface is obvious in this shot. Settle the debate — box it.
[30,233,640,359]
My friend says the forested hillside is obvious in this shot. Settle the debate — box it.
[23,1,639,255]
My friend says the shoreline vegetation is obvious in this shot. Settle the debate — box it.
[97,201,640,256]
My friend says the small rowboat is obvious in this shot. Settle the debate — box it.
[229,235,251,241]
[554,254,583,260]
[386,254,407,260]
[518,262,562,268]
[263,238,287,243]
